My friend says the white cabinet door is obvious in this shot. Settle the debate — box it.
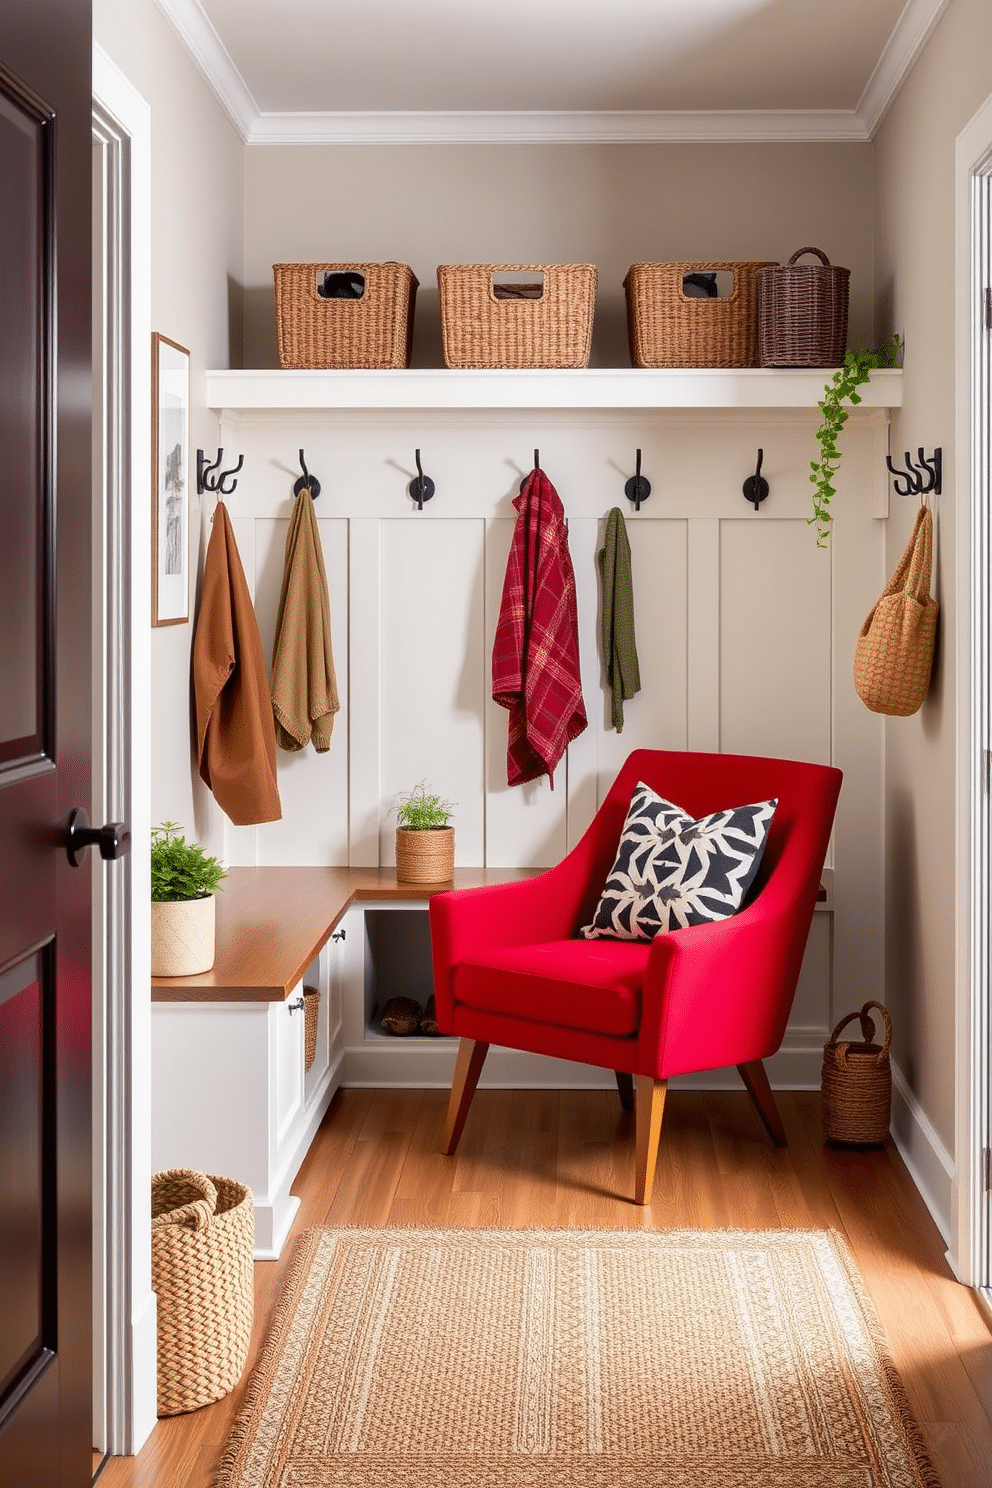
[274,988,305,1147]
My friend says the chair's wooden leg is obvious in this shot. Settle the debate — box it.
[737,1059,788,1147]
[441,1039,490,1155]
[614,1070,635,1113]
[634,1076,668,1205]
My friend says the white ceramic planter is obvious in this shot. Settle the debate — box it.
[151,895,216,977]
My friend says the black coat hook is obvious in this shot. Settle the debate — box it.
[408,449,436,510]
[624,449,651,512]
[197,448,244,497]
[742,448,769,511]
[519,449,540,493]
[886,446,941,499]
[293,448,321,500]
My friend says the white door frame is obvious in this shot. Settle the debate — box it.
[955,90,992,1303]
[92,45,157,1453]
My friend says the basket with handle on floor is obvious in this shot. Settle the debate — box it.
[821,1001,892,1146]
[151,1167,254,1415]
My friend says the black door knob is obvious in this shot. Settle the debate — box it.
[65,807,131,867]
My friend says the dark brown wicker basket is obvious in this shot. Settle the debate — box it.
[821,1001,892,1146]
[437,263,597,368]
[273,261,418,369]
[758,247,850,367]
[623,260,776,368]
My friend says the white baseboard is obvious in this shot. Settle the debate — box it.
[340,1028,826,1092]
[889,1059,955,1247]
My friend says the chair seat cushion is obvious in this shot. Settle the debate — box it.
[453,939,649,1037]
[581,780,777,942]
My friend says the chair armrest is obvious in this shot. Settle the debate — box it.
[636,883,820,1079]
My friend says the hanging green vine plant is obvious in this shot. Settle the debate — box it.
[810,333,903,546]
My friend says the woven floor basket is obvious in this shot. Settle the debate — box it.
[395,826,455,884]
[437,263,597,368]
[303,984,320,1072]
[759,247,850,367]
[273,261,418,368]
[152,1168,254,1416]
[623,260,776,368]
[821,1001,892,1145]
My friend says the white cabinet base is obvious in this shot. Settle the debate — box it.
[151,960,342,1259]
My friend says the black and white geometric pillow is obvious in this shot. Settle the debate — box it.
[580,781,778,942]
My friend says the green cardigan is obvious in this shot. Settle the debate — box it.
[598,507,641,732]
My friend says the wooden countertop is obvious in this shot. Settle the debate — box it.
[150,865,538,1003]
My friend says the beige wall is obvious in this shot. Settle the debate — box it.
[243,142,875,368]
[874,0,992,1155]
[95,0,245,857]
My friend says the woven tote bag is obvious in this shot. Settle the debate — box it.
[853,505,938,716]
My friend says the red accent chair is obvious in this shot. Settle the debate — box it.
[429,749,842,1204]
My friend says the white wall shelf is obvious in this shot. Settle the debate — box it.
[207,366,903,414]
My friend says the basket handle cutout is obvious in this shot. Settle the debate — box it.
[681,269,735,300]
[492,270,544,301]
[317,269,366,301]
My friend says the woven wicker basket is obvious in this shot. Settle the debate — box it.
[151,1168,254,1416]
[437,263,597,368]
[623,260,776,368]
[395,826,455,884]
[303,984,320,1072]
[273,261,418,369]
[821,1001,892,1146]
[758,247,850,367]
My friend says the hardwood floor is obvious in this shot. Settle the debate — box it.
[99,1086,992,1487]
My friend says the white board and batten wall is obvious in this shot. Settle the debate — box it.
[206,368,899,1093]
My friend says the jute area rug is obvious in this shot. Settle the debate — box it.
[216,1226,940,1488]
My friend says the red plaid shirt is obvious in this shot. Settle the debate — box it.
[492,468,588,786]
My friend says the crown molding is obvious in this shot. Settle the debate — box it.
[154,0,947,148]
[150,0,257,141]
[247,109,868,147]
[856,0,951,137]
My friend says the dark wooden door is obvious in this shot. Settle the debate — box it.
[0,1,94,1484]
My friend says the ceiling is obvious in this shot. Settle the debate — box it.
[153,0,950,143]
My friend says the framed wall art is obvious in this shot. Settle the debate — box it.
[151,332,191,625]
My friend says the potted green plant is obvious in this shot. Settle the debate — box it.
[393,781,456,884]
[809,333,903,546]
[150,821,226,976]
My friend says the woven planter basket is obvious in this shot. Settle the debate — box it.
[151,895,215,978]
[623,260,776,368]
[395,826,455,884]
[303,984,320,1072]
[758,247,850,367]
[273,261,418,369]
[152,1168,254,1416]
[437,263,597,368]
[821,1001,893,1146]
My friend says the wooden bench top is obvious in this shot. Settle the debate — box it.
[150,866,537,1002]
[151,864,831,1004]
